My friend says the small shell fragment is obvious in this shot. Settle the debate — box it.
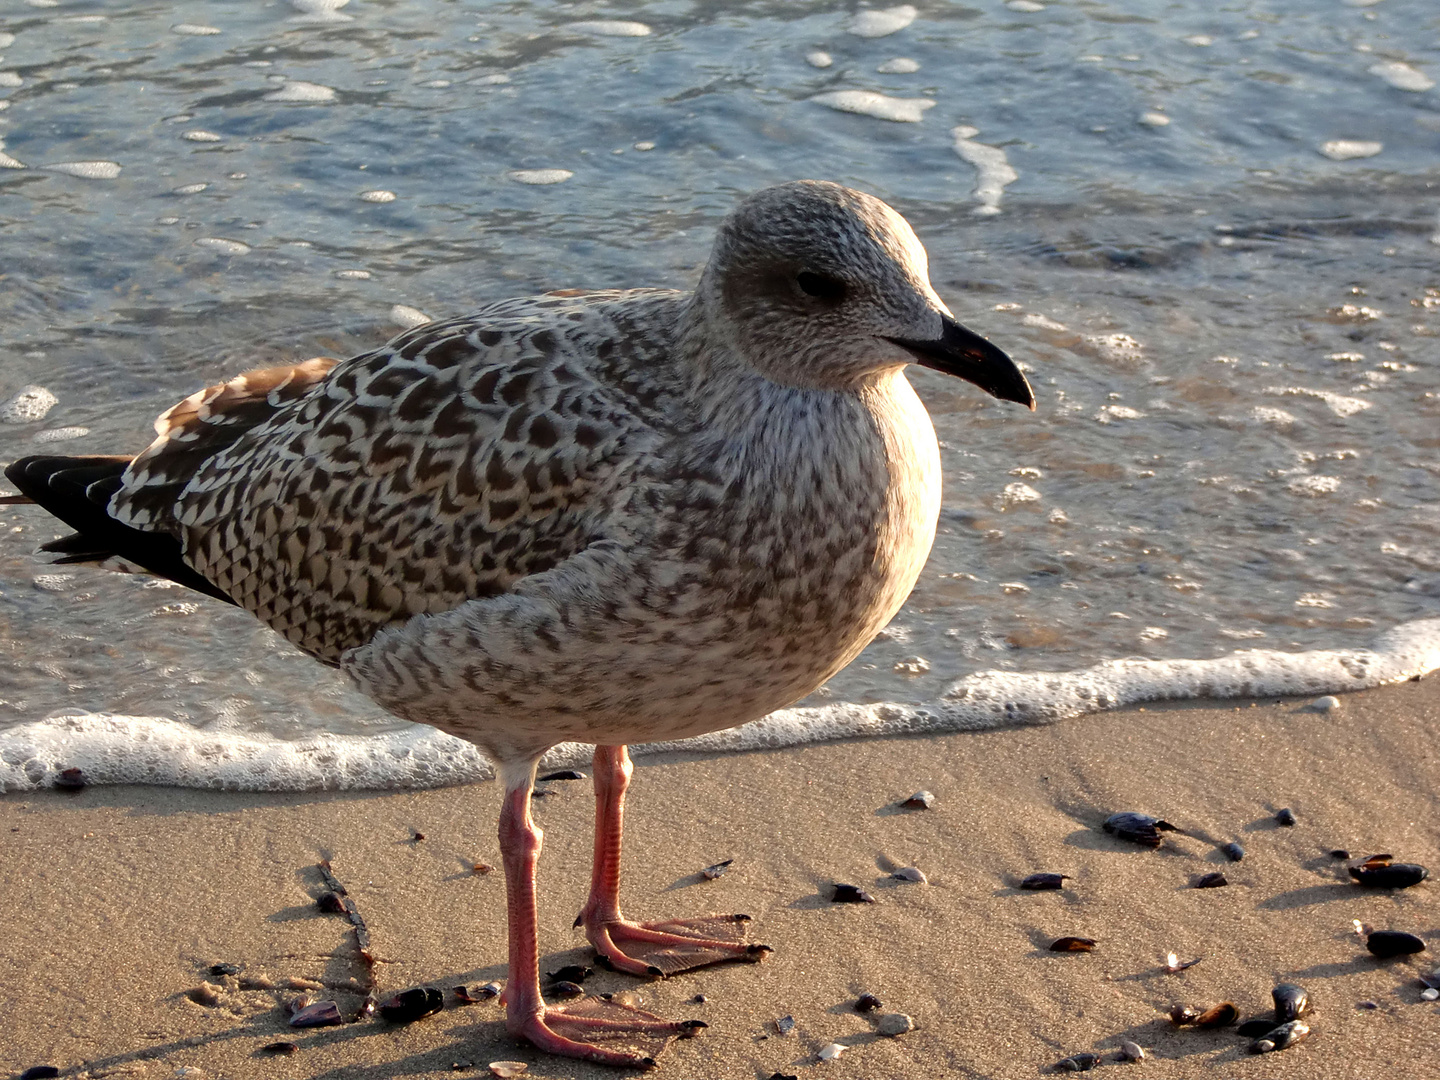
[1117,1040,1145,1062]
[1020,873,1070,890]
[1251,1020,1309,1054]
[891,866,927,883]
[1310,695,1340,712]
[290,1000,343,1027]
[1222,842,1245,862]
[1054,1053,1100,1072]
[702,859,733,880]
[455,981,501,1002]
[1194,872,1228,889]
[1366,930,1426,958]
[547,964,592,983]
[316,891,346,913]
[1422,988,1439,1001]
[876,1012,914,1036]
[774,1014,795,1035]
[817,1043,845,1061]
[261,1042,299,1055]
[856,993,883,1012]
[832,883,875,904]
[1102,812,1178,847]
[548,980,584,1000]
[1050,936,1096,952]
[1169,1004,1200,1025]
[902,790,935,809]
[1164,952,1202,974]
[1195,1001,1238,1028]
[378,987,444,1023]
[1275,808,1297,826]
[538,769,586,781]
[489,1063,529,1078]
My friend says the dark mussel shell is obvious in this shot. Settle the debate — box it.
[1169,1004,1200,1025]
[454,981,501,1003]
[55,767,87,791]
[1349,862,1429,889]
[378,987,444,1023]
[20,1069,62,1080]
[1221,842,1245,862]
[1250,1020,1309,1054]
[538,769,586,781]
[1053,1052,1099,1072]
[855,993,883,1012]
[1020,873,1070,890]
[546,964,593,984]
[1272,982,1310,1022]
[832,883,875,904]
[315,891,346,913]
[548,980,585,1000]
[1275,808,1297,826]
[1102,812,1177,847]
[261,1041,300,1055]
[1366,930,1427,959]
[1050,936,1097,952]
[1194,872,1228,889]
[1195,1002,1238,1028]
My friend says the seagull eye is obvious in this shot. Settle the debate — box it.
[795,271,847,304]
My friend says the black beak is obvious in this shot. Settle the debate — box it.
[887,315,1035,410]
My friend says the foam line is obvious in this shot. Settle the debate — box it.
[2,618,1437,793]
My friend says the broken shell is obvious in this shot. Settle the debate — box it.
[832,883,875,904]
[1194,872,1228,889]
[316,891,346,913]
[1117,1040,1145,1062]
[378,987,444,1023]
[902,790,935,809]
[1054,1052,1100,1072]
[548,980,585,1000]
[774,1014,795,1035]
[891,866,927,883]
[208,962,243,976]
[1020,873,1070,890]
[1422,988,1439,1001]
[1366,930,1426,958]
[489,1063,529,1078]
[1050,936,1096,952]
[701,859,733,880]
[1275,808,1297,826]
[455,981,502,1003]
[261,1041,299,1055]
[1330,848,1351,859]
[1272,983,1310,1022]
[1195,1001,1238,1028]
[1102,812,1177,847]
[1169,1004,1200,1025]
[856,992,883,1012]
[1164,952,1203,973]
[1349,862,1428,888]
[538,769,585,781]
[546,964,593,983]
[1251,1020,1309,1054]
[1221,842,1245,862]
[817,1043,845,1061]
[1421,968,1440,991]
[289,1000,343,1027]
[55,767,87,791]
[876,1012,914,1036]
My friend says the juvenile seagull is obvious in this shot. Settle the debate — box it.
[5,180,1032,1067]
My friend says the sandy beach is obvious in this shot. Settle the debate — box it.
[2,677,1436,1080]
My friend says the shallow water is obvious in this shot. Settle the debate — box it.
[0,0,1437,786]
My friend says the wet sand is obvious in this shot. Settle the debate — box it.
[1,677,1436,1079]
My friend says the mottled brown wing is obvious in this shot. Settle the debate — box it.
[153,293,686,662]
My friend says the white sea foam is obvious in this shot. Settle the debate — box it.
[1,385,58,422]
[509,169,574,185]
[183,130,222,143]
[45,161,121,179]
[3,619,1436,793]
[359,189,396,202]
[264,80,337,103]
[1368,61,1434,92]
[806,51,833,69]
[565,20,651,37]
[1320,140,1382,161]
[0,151,25,169]
[812,91,934,123]
[849,6,916,38]
[951,127,1018,214]
[390,304,431,328]
[194,237,250,254]
[876,58,920,74]
[172,24,221,36]
[31,426,89,443]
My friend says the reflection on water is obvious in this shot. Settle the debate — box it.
[1,0,1436,740]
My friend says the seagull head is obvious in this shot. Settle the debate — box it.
[697,179,1034,408]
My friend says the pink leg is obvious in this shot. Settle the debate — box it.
[575,745,771,977]
[497,758,704,1068]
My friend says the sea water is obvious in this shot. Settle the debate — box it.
[0,0,1437,790]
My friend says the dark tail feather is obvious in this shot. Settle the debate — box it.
[3,455,237,605]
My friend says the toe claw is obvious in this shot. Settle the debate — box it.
[646,965,665,977]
